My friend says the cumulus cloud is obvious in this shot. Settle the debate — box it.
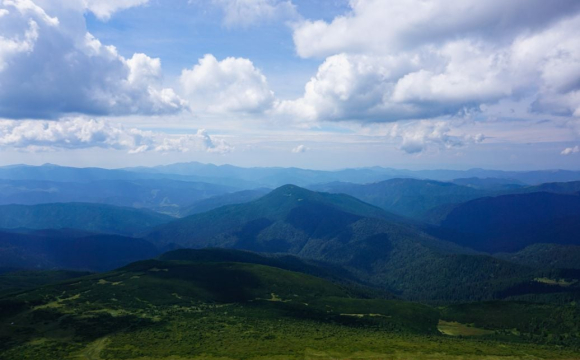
[291,144,307,153]
[4,0,59,26]
[276,53,420,122]
[561,146,580,156]
[276,49,513,122]
[280,0,580,123]
[0,118,231,154]
[0,0,186,119]
[384,120,485,154]
[153,129,232,154]
[203,0,298,28]
[0,18,38,71]
[180,54,274,114]
[292,0,580,59]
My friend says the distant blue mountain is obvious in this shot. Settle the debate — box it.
[0,203,173,236]
[427,192,580,253]
[2,163,580,189]
[0,178,236,216]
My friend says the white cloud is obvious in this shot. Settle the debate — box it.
[291,144,307,153]
[561,145,579,156]
[384,120,485,154]
[276,49,513,123]
[0,8,9,17]
[0,0,186,119]
[153,129,232,154]
[292,0,580,59]
[4,0,59,26]
[204,0,298,28]
[83,0,149,21]
[0,117,150,151]
[126,52,161,86]
[0,19,38,71]
[194,129,233,153]
[281,3,580,123]
[391,40,513,104]
[0,118,231,154]
[180,54,274,114]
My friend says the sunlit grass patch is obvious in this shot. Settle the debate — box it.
[438,320,494,336]
[534,278,578,287]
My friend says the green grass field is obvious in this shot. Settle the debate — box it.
[1,258,580,360]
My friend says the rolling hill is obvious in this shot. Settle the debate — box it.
[0,178,236,216]
[0,270,90,296]
[451,177,525,190]
[180,188,271,216]
[158,248,367,289]
[309,178,488,218]
[0,250,445,360]
[1,249,579,360]
[0,163,233,184]
[0,230,160,271]
[495,244,580,269]
[522,181,580,194]
[427,192,580,253]
[0,203,173,236]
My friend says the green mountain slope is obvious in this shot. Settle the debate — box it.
[0,230,160,271]
[159,248,393,299]
[427,192,580,253]
[441,301,580,347]
[0,203,173,236]
[1,250,578,360]
[496,244,580,269]
[147,184,404,249]
[0,270,90,296]
[146,185,564,303]
[180,188,271,216]
[0,254,444,360]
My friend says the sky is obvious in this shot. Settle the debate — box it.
[0,0,579,170]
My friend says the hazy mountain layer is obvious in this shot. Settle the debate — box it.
[180,188,271,216]
[428,192,580,253]
[0,203,173,236]
[0,178,236,216]
[0,230,159,271]
[309,178,488,218]
[4,163,580,191]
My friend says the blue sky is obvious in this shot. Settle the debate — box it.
[85,1,348,98]
[0,0,579,170]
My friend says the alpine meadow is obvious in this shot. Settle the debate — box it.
[1,1,580,359]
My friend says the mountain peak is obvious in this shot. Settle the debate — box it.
[263,184,319,202]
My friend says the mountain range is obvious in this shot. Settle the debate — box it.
[2,162,580,359]
[145,184,580,303]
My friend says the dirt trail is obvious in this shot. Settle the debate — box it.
[79,337,109,360]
